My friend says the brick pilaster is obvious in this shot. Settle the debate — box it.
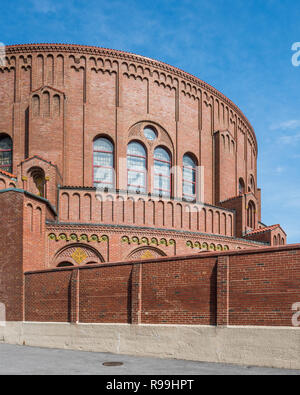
[217,256,230,326]
[70,269,79,324]
[131,264,142,324]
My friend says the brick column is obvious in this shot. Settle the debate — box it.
[131,264,142,324]
[217,256,230,326]
[70,269,79,324]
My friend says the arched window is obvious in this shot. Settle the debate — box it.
[29,167,46,197]
[93,137,114,189]
[183,154,197,201]
[154,147,171,197]
[249,175,255,192]
[239,178,245,195]
[247,200,256,229]
[0,134,13,174]
[127,141,147,193]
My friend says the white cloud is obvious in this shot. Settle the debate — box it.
[278,132,300,144]
[270,119,300,131]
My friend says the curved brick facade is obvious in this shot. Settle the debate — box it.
[0,44,286,267]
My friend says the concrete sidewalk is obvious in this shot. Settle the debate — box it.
[0,344,299,375]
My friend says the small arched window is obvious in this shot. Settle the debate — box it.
[127,141,147,193]
[239,178,245,195]
[29,167,46,197]
[93,137,114,189]
[249,175,255,192]
[183,154,197,201]
[57,262,74,267]
[0,134,13,174]
[154,147,171,197]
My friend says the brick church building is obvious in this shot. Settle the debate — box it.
[0,43,286,270]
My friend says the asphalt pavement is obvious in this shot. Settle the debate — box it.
[0,343,299,375]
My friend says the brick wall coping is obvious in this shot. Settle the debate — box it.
[24,243,300,276]
[0,188,57,216]
[5,43,257,151]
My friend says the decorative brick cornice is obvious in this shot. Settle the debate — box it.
[6,43,257,151]
[45,221,267,247]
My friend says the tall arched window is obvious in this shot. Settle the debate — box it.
[127,141,147,193]
[93,137,114,189]
[247,200,256,229]
[0,134,13,174]
[154,147,171,197]
[183,154,197,201]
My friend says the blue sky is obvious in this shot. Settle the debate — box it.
[1,0,300,242]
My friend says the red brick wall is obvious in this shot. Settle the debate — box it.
[25,270,73,322]
[0,191,24,321]
[79,265,132,323]
[23,244,300,327]
[228,248,300,326]
[140,257,217,325]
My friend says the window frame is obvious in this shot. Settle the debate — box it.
[0,134,13,174]
[127,141,147,193]
[153,146,172,197]
[93,137,114,189]
[182,154,197,201]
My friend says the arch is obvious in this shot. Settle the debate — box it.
[127,141,147,193]
[247,200,256,229]
[93,136,114,189]
[53,94,60,117]
[36,206,42,233]
[153,146,171,197]
[26,203,33,232]
[53,243,105,266]
[239,178,245,195]
[0,134,13,173]
[32,94,40,116]
[248,175,255,193]
[28,166,46,197]
[182,153,197,201]
[42,91,50,117]
[127,246,167,261]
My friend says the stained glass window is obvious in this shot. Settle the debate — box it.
[0,135,12,174]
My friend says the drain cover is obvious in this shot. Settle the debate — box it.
[103,362,124,367]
